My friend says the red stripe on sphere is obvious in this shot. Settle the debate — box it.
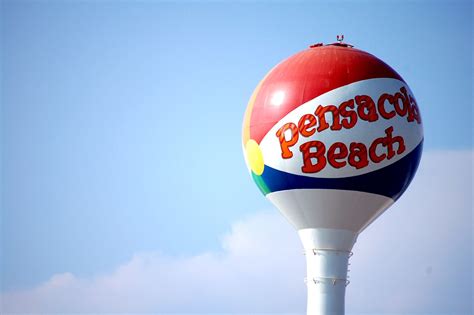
[249,45,404,144]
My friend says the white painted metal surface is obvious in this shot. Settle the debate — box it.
[299,228,356,315]
[268,189,393,232]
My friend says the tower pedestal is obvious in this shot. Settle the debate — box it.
[299,228,357,315]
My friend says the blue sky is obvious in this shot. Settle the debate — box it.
[1,0,472,313]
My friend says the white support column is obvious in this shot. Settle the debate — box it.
[304,248,351,315]
[298,228,357,315]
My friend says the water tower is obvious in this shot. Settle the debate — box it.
[242,37,423,314]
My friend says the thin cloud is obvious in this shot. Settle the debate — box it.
[1,150,472,314]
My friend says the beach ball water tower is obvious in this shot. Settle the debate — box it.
[242,36,423,315]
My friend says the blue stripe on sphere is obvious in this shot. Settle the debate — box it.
[260,140,423,200]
